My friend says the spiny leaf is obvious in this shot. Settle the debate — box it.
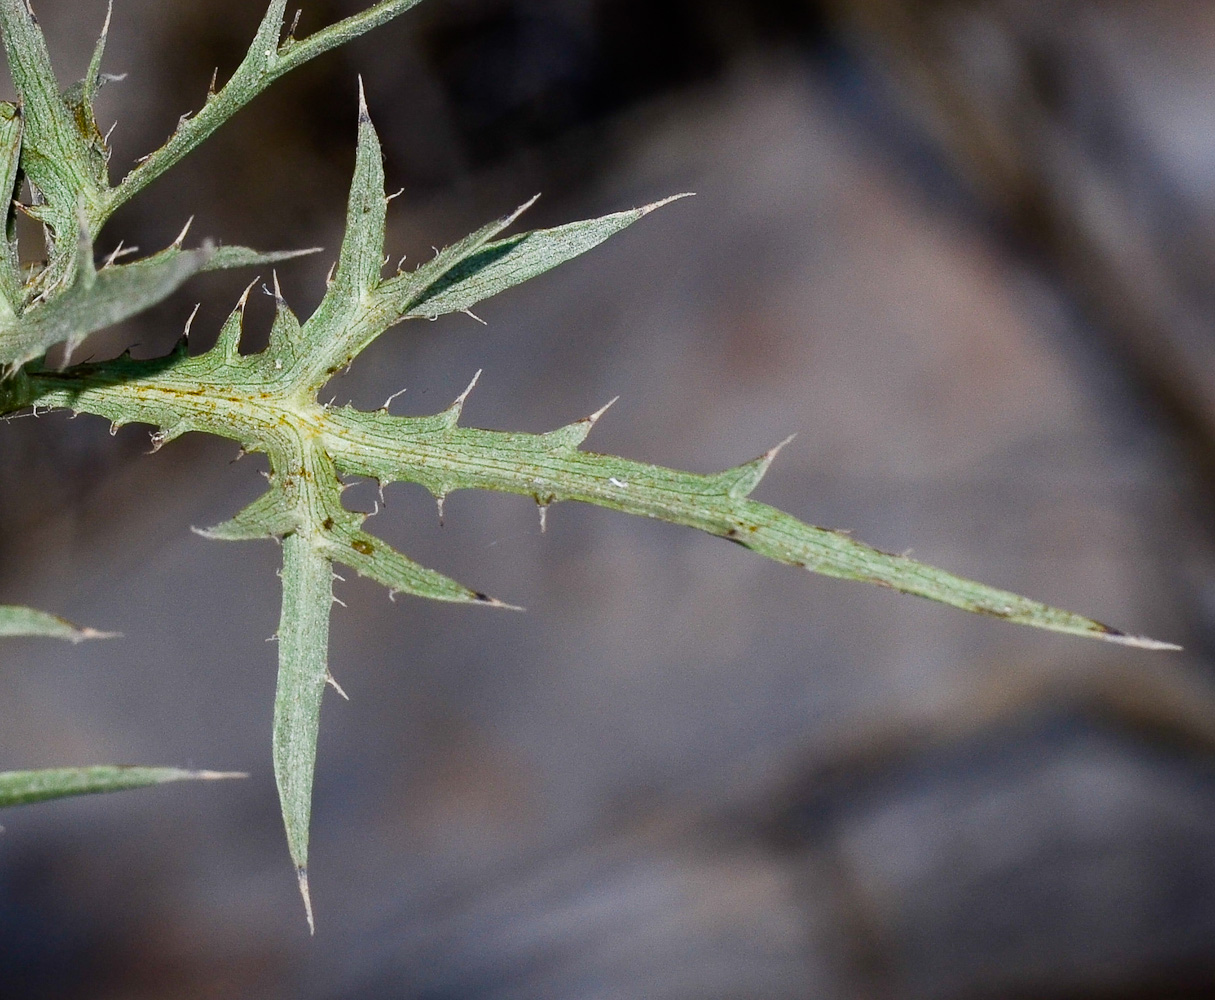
[317,517,516,608]
[0,604,113,641]
[0,765,244,808]
[541,396,618,450]
[61,1,114,195]
[288,109,535,389]
[299,196,535,390]
[107,0,428,219]
[373,198,536,317]
[0,85,1177,931]
[250,0,292,64]
[1,237,209,368]
[208,244,320,272]
[273,532,331,935]
[0,0,102,237]
[194,484,299,542]
[266,274,306,366]
[0,603,240,813]
[277,83,381,378]
[0,1,428,324]
[211,286,254,361]
[393,194,693,322]
[320,79,386,314]
[293,102,686,390]
[321,409,1179,650]
[274,0,429,66]
[0,236,317,369]
[8,334,1176,651]
[709,435,796,499]
[80,0,112,108]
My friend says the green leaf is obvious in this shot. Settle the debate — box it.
[0,765,244,808]
[0,100,23,313]
[0,0,102,242]
[319,520,517,608]
[273,532,332,935]
[0,604,113,641]
[288,97,687,392]
[2,238,209,369]
[0,234,317,370]
[106,0,428,220]
[0,602,236,814]
[195,481,299,542]
[321,408,1180,650]
[323,80,387,313]
[80,0,112,109]
[207,244,321,272]
[0,0,431,337]
[0,87,1177,930]
[288,95,524,389]
[391,194,693,322]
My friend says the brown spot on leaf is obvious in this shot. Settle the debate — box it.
[352,539,374,555]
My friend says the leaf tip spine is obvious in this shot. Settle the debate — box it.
[380,386,407,412]
[182,301,202,339]
[1097,629,1182,651]
[588,396,619,427]
[505,192,542,227]
[639,192,696,216]
[172,215,195,249]
[444,369,482,424]
[356,75,370,124]
[71,626,120,643]
[547,396,618,451]
[475,592,524,612]
[297,867,315,935]
[767,432,798,460]
[718,432,797,498]
[237,277,259,312]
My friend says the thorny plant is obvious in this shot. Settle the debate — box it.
[0,0,1179,931]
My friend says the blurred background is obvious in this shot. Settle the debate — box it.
[3,0,1215,996]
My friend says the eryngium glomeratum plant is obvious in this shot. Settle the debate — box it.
[0,0,1177,929]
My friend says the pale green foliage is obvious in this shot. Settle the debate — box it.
[0,0,1178,931]
[0,766,244,807]
[0,605,240,806]
[0,602,110,640]
[0,0,347,369]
